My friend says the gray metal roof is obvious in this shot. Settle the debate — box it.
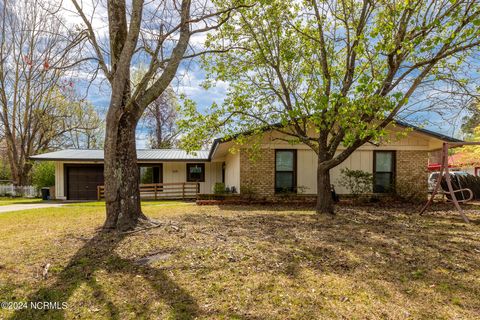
[30,149,210,161]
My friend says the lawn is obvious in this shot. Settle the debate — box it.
[0,197,43,206]
[0,203,479,319]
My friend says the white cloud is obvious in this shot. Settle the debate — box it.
[60,0,109,32]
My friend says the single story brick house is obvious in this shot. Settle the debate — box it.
[31,121,461,200]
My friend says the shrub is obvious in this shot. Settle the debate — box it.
[0,159,11,182]
[213,182,226,194]
[31,161,55,189]
[396,175,427,202]
[338,168,373,196]
[240,185,257,200]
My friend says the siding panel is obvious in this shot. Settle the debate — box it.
[297,149,374,194]
[225,152,240,192]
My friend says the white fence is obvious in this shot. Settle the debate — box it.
[0,185,39,198]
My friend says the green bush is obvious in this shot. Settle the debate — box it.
[32,161,55,189]
[0,159,11,182]
[213,182,226,194]
[338,168,373,196]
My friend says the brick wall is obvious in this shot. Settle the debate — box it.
[239,148,275,199]
[238,148,429,201]
[396,150,429,201]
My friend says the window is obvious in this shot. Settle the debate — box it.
[275,150,296,193]
[187,163,205,182]
[222,162,226,183]
[139,165,162,184]
[373,151,395,193]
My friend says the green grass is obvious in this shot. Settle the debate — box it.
[0,197,43,206]
[0,203,479,319]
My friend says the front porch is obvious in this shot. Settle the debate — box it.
[97,182,200,200]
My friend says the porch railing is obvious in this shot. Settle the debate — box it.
[97,182,200,200]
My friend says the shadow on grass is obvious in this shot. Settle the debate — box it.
[9,231,199,320]
[7,204,480,318]
[182,205,480,310]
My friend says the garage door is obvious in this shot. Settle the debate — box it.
[67,165,104,200]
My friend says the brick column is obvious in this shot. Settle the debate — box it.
[396,150,429,201]
[240,148,275,199]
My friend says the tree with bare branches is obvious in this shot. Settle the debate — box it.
[181,0,480,214]
[71,0,250,230]
[142,86,181,149]
[0,0,97,185]
[64,100,104,149]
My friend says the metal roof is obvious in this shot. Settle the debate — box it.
[30,149,210,161]
[31,121,461,162]
[394,120,463,143]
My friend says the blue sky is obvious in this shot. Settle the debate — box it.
[61,1,475,148]
[81,60,466,149]
[79,61,229,148]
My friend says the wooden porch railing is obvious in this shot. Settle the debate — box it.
[97,182,200,200]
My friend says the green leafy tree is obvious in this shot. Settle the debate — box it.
[181,0,480,214]
[31,161,55,189]
[0,158,11,182]
[461,102,480,138]
[456,124,480,164]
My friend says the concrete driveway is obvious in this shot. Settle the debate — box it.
[0,203,67,213]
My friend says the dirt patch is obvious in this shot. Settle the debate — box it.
[134,251,173,265]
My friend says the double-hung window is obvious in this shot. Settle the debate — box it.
[275,150,297,193]
[373,151,395,193]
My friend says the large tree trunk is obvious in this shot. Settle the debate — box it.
[14,164,32,186]
[103,110,149,231]
[6,142,32,186]
[10,168,30,186]
[316,163,334,215]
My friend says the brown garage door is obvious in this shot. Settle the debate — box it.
[67,165,104,200]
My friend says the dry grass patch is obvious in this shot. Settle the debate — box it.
[0,203,479,319]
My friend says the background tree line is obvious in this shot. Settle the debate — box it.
[0,0,104,186]
[0,0,183,188]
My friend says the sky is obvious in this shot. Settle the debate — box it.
[80,60,470,149]
[82,68,468,149]
[75,62,228,148]
[62,0,476,148]
[60,0,232,148]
